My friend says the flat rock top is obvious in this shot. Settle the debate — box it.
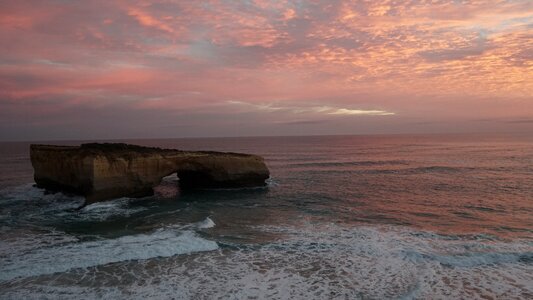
[30,143,259,159]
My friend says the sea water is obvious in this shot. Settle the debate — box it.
[0,134,532,299]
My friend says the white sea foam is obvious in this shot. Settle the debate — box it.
[2,224,531,299]
[195,216,216,229]
[0,183,84,209]
[78,198,148,221]
[0,228,218,282]
[265,177,279,187]
[0,184,150,223]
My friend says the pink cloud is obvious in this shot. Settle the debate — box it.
[0,0,532,140]
[127,7,176,34]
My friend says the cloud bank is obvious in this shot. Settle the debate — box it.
[0,0,531,140]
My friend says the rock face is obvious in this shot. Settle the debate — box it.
[30,143,270,203]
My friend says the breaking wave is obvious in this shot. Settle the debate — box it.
[2,224,531,299]
[0,227,218,282]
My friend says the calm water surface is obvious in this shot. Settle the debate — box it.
[0,134,532,299]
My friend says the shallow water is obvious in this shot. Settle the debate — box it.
[0,134,532,299]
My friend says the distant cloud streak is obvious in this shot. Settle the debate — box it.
[227,101,395,116]
[328,109,395,116]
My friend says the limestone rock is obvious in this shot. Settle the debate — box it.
[30,143,270,203]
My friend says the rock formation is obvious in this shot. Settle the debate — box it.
[30,143,270,203]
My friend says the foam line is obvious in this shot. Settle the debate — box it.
[0,228,218,282]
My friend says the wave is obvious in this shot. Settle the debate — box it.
[361,166,475,175]
[287,160,409,168]
[406,166,475,173]
[291,165,476,176]
[0,184,151,225]
[0,184,84,227]
[402,249,533,267]
[1,223,532,299]
[0,227,218,282]
[78,198,149,221]
[195,217,216,229]
[0,183,83,207]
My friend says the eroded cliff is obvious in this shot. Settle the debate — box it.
[30,143,270,203]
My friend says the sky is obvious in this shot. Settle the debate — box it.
[0,0,532,141]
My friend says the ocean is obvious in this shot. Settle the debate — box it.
[0,134,532,299]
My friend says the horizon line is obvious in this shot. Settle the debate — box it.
[1,130,531,143]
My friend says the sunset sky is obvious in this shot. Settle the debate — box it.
[1,0,532,141]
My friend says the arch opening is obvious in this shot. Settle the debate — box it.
[153,172,180,199]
